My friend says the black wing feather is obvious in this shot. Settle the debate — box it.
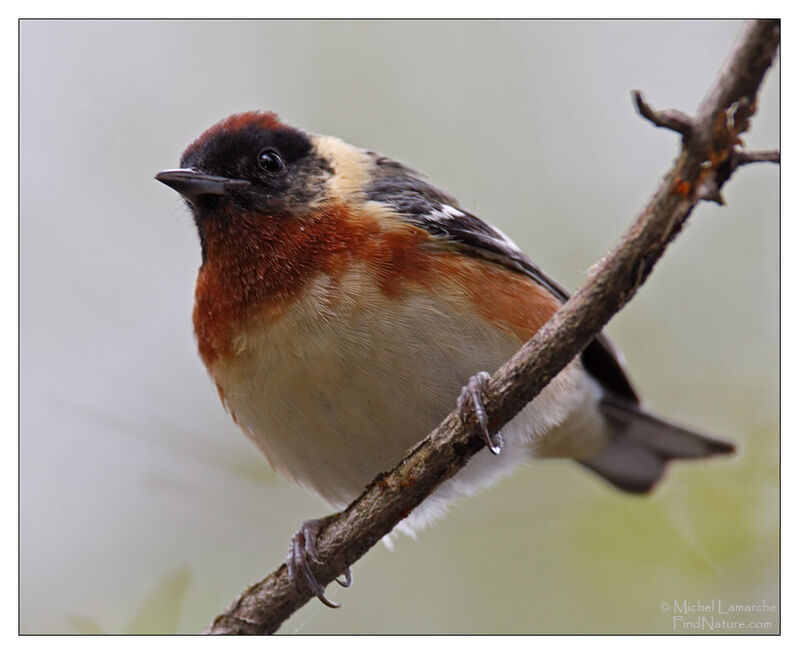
[365,156,639,403]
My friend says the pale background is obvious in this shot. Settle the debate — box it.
[20,20,778,634]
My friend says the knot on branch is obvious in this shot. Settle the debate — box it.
[633,90,779,205]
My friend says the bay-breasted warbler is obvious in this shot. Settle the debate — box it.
[157,111,734,606]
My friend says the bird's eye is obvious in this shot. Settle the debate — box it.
[258,148,286,175]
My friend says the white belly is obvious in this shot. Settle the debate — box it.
[210,267,606,533]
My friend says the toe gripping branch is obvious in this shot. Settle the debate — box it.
[458,371,504,455]
[286,370,504,609]
[287,518,352,608]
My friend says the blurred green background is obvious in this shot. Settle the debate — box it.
[20,20,778,634]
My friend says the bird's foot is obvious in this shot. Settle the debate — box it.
[286,518,352,608]
[458,371,504,455]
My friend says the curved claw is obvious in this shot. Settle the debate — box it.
[336,567,353,588]
[313,587,340,609]
[458,371,504,454]
[489,430,505,455]
[286,518,349,608]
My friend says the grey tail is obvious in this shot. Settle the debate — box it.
[578,396,735,494]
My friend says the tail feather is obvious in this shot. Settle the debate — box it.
[579,397,735,494]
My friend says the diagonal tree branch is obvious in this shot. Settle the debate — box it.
[204,19,780,635]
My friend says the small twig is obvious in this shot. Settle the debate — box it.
[633,90,695,141]
[733,149,780,166]
[204,20,779,635]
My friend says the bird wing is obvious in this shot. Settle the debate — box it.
[364,156,639,403]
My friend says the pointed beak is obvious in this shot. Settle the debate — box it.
[155,168,250,203]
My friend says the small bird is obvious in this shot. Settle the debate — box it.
[157,111,734,606]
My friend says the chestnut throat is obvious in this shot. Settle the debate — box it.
[191,203,434,366]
